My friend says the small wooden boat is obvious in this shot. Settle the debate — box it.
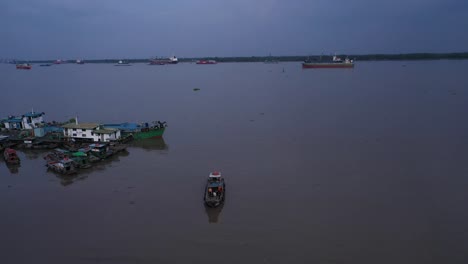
[46,158,76,175]
[204,171,226,207]
[44,149,92,169]
[3,148,20,164]
[44,148,69,162]
[71,156,92,169]
[89,143,114,159]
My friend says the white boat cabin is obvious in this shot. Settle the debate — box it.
[63,122,121,142]
[1,111,45,130]
[209,171,222,181]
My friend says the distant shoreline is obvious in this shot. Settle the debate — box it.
[9,52,468,64]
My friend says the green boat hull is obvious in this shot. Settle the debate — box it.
[128,127,165,140]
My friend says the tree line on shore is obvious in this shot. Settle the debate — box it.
[17,52,468,64]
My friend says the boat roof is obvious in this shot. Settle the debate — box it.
[4,118,22,123]
[93,128,118,134]
[5,148,17,154]
[23,111,44,118]
[54,148,69,153]
[63,123,100,129]
[72,152,87,157]
[209,171,222,178]
[89,143,107,148]
[103,123,141,130]
[77,148,92,153]
[44,126,64,133]
[208,182,223,188]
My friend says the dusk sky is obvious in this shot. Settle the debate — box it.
[1,0,467,60]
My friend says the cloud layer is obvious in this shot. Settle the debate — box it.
[1,0,467,59]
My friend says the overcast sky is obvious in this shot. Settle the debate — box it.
[1,0,467,60]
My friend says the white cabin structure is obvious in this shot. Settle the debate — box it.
[1,111,45,130]
[62,122,121,142]
[22,111,46,129]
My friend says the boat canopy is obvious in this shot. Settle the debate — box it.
[54,148,69,154]
[23,111,45,118]
[89,143,107,148]
[209,171,221,178]
[5,148,17,154]
[60,159,74,164]
[103,123,140,132]
[72,152,87,157]
[208,182,223,188]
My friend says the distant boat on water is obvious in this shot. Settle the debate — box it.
[264,53,279,64]
[3,148,20,164]
[302,55,354,69]
[204,171,225,207]
[196,60,217,64]
[149,56,178,65]
[16,63,32,70]
[115,60,132,66]
[76,59,85,64]
[40,64,52,67]
[53,59,63,64]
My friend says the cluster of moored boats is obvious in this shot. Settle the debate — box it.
[15,56,222,69]
[43,142,128,174]
[16,56,354,70]
[115,57,219,66]
[4,146,226,207]
[2,142,128,175]
[14,54,356,70]
[4,147,226,207]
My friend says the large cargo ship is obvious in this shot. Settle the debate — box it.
[302,55,354,68]
[196,60,217,64]
[16,63,32,70]
[103,121,166,140]
[149,56,178,65]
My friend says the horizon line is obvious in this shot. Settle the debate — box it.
[2,51,468,62]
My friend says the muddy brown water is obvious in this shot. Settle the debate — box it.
[1,61,468,263]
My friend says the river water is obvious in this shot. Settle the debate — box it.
[1,61,468,263]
